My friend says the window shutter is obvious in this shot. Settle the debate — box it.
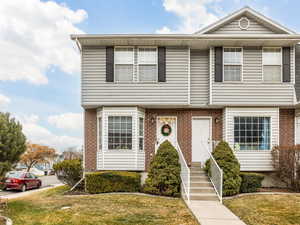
[282,47,291,82]
[215,47,223,82]
[158,47,166,82]
[106,46,114,82]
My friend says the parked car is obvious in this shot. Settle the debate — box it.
[3,171,42,192]
[28,167,44,177]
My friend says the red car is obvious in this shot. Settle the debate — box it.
[3,171,42,192]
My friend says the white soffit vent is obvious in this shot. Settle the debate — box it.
[239,17,250,30]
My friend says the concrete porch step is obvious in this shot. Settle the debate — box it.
[190,181,213,187]
[191,162,201,167]
[190,176,210,182]
[190,171,206,176]
[190,193,219,201]
[190,187,216,193]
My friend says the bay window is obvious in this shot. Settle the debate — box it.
[138,47,157,82]
[234,116,271,150]
[108,116,132,150]
[114,47,134,82]
[263,48,281,82]
[223,48,242,81]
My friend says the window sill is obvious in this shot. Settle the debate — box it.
[234,149,272,152]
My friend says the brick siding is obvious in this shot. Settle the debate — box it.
[84,109,97,171]
[279,109,295,146]
[144,109,223,170]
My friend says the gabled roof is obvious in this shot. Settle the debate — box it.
[195,6,296,35]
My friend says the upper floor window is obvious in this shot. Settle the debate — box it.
[263,48,281,82]
[138,47,157,82]
[114,47,134,82]
[223,48,242,81]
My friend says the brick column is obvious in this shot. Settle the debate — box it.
[84,109,97,171]
[279,109,295,146]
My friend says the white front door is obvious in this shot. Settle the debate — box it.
[156,116,177,147]
[192,118,212,165]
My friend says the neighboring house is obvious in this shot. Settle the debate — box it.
[72,7,300,175]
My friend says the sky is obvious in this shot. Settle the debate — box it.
[0,0,300,152]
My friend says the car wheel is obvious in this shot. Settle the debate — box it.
[37,182,41,189]
[21,184,26,192]
[2,186,7,191]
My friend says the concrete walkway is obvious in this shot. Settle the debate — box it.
[186,200,247,225]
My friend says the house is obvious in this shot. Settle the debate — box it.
[71,7,300,200]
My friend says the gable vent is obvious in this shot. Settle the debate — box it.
[239,17,250,30]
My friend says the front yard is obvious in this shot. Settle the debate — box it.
[2,186,198,225]
[224,194,300,225]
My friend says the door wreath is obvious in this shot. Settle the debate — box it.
[161,124,172,136]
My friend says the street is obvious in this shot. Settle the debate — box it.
[0,175,61,197]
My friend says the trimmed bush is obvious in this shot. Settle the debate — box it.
[212,141,241,196]
[240,172,264,193]
[53,159,83,187]
[85,171,140,194]
[143,140,181,197]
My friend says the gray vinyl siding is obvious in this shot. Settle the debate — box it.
[190,50,209,105]
[224,107,279,171]
[82,46,189,106]
[209,16,277,34]
[211,47,295,106]
[295,44,300,101]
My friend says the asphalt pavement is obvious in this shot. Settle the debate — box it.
[0,175,61,197]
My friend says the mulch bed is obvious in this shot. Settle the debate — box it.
[258,187,295,193]
[0,216,6,225]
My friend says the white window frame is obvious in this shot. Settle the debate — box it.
[223,47,243,82]
[97,116,102,151]
[233,116,272,151]
[107,115,133,151]
[262,47,282,83]
[138,116,145,151]
[137,46,158,83]
[114,46,134,83]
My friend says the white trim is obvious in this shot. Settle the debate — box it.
[209,47,213,105]
[195,7,295,35]
[137,46,158,83]
[188,47,191,105]
[223,47,243,82]
[238,17,250,30]
[262,47,282,83]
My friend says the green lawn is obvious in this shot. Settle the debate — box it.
[224,194,300,225]
[2,186,198,225]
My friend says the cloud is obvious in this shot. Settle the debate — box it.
[48,113,83,131]
[0,94,11,106]
[0,0,87,84]
[16,114,82,151]
[156,0,221,33]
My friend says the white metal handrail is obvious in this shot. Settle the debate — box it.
[174,142,190,202]
[155,140,190,202]
[200,141,223,203]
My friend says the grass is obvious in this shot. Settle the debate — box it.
[224,194,300,225]
[3,186,198,225]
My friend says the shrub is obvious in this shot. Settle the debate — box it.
[212,141,241,196]
[272,145,300,191]
[240,172,264,193]
[204,159,211,176]
[143,140,181,197]
[85,171,140,194]
[53,159,83,187]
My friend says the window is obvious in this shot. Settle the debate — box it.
[98,117,102,150]
[234,116,271,150]
[263,48,281,82]
[138,48,157,82]
[114,47,134,82]
[108,116,132,150]
[223,48,242,81]
[139,117,144,151]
